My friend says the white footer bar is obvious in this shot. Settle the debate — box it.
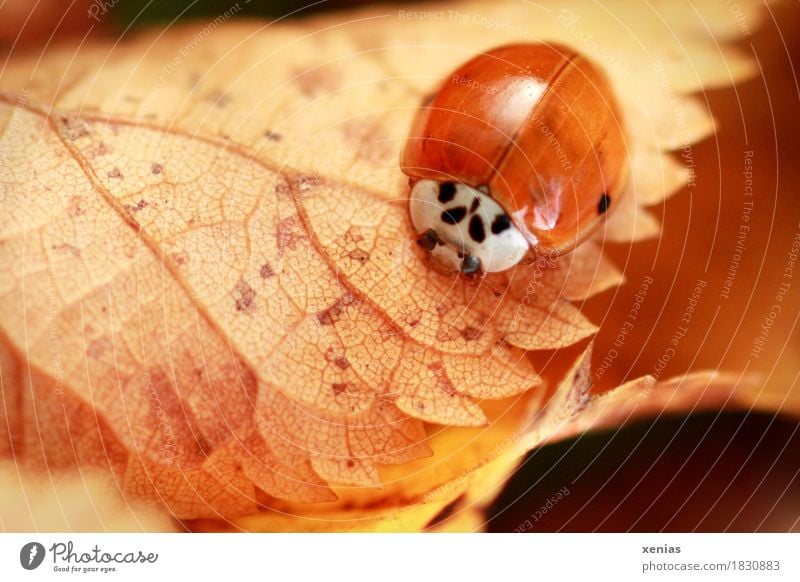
[1,533,797,581]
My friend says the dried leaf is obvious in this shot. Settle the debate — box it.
[0,462,175,532]
[426,348,763,530]
[0,0,763,525]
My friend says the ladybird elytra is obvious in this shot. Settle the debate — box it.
[402,43,628,273]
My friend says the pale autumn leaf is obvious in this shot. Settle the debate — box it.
[0,0,765,527]
[0,462,175,532]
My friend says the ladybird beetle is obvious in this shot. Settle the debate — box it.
[402,44,628,274]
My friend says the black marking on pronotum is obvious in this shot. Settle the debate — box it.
[598,193,611,214]
[460,254,481,275]
[416,229,439,252]
[437,182,457,203]
[470,197,481,213]
[491,214,511,235]
[441,206,467,225]
[468,215,486,243]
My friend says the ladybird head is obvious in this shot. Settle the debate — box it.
[408,179,529,274]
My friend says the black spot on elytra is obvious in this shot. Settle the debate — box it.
[437,182,457,203]
[598,193,611,214]
[441,206,467,225]
[470,197,481,213]
[468,215,486,243]
[417,229,439,251]
[491,214,511,234]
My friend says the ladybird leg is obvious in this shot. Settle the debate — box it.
[416,228,441,252]
[460,254,481,276]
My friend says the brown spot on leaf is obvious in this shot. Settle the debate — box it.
[151,163,163,175]
[323,346,352,370]
[340,118,393,164]
[276,216,304,254]
[86,337,112,359]
[57,115,90,140]
[107,167,123,179]
[274,180,292,198]
[260,262,275,278]
[332,383,348,395]
[168,251,189,266]
[345,226,365,244]
[348,249,369,263]
[124,199,148,213]
[436,325,462,343]
[294,65,339,98]
[461,326,482,341]
[317,293,358,326]
[428,362,457,396]
[294,173,321,194]
[196,435,212,455]
[204,89,231,108]
[264,130,282,141]
[233,279,256,313]
[51,243,81,257]
[67,196,86,217]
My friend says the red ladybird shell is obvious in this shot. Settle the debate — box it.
[401,44,628,255]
